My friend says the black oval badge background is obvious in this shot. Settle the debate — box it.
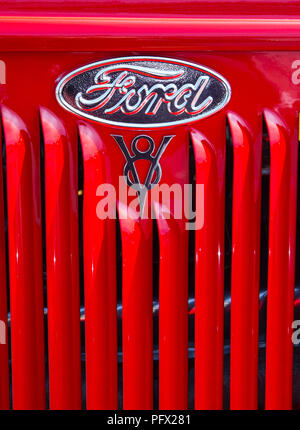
[56,56,231,128]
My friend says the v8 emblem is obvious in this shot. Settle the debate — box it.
[112,134,174,214]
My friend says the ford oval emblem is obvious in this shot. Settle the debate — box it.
[56,56,231,128]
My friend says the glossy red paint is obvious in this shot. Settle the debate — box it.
[228,113,261,410]
[83,125,190,410]
[155,215,189,410]
[2,17,300,52]
[191,125,225,410]
[264,110,298,410]
[1,0,300,17]
[0,2,299,410]
[41,107,81,409]
[152,128,189,410]
[0,131,9,410]
[1,106,45,409]
[119,215,153,410]
[79,122,118,410]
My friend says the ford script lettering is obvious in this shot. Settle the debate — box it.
[56,56,231,128]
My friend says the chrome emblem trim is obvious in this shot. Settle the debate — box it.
[56,56,231,128]
[112,134,173,213]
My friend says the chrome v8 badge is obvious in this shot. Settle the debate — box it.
[56,56,231,128]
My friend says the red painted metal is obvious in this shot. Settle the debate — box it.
[78,122,118,410]
[2,17,300,52]
[0,2,300,411]
[156,215,188,410]
[1,0,300,17]
[0,130,9,410]
[228,112,262,410]
[150,129,189,411]
[265,110,298,410]
[191,121,225,410]
[1,105,45,409]
[41,107,81,409]
[118,213,153,410]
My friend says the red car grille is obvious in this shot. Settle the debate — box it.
[0,13,299,411]
[0,103,298,410]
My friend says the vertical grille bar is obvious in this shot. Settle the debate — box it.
[78,122,118,409]
[40,108,81,409]
[0,128,9,409]
[227,113,261,409]
[155,214,188,410]
[1,105,45,409]
[118,213,153,409]
[264,109,298,410]
[190,127,225,410]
